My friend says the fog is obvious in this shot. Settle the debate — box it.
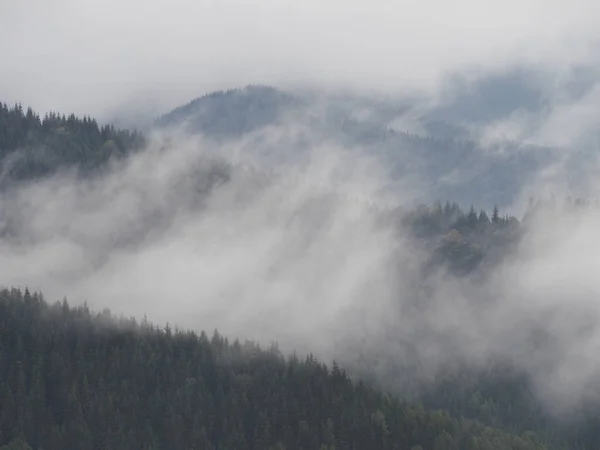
[4,0,600,420]
[0,120,598,414]
[0,130,411,355]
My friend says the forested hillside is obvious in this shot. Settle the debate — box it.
[0,103,144,182]
[0,288,550,450]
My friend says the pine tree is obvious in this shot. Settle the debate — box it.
[491,205,500,224]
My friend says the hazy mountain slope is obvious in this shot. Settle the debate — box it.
[156,85,566,208]
[155,85,304,138]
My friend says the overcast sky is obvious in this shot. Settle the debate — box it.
[1,0,599,119]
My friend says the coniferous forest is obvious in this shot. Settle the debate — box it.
[1,101,600,450]
[0,288,547,450]
[0,103,144,182]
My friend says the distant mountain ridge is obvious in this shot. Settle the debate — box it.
[156,85,570,209]
[1,83,594,209]
[156,85,303,138]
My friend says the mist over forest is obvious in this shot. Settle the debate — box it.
[3,1,600,449]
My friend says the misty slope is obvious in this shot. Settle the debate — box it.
[0,101,522,279]
[0,288,551,450]
[155,85,565,208]
[0,90,583,209]
[5,104,600,449]
[155,85,303,138]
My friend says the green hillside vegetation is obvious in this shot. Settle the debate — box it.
[0,288,549,450]
[0,103,144,182]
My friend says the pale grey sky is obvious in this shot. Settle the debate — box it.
[1,0,599,118]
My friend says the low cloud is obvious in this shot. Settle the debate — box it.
[1,124,600,415]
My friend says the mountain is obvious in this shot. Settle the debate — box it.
[156,85,303,138]
[0,288,551,450]
[2,103,600,448]
[156,85,569,209]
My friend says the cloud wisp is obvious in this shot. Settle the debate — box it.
[0,124,600,415]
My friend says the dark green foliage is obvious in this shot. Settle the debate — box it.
[0,103,145,182]
[398,201,520,275]
[0,438,33,450]
[404,359,600,450]
[0,288,547,450]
